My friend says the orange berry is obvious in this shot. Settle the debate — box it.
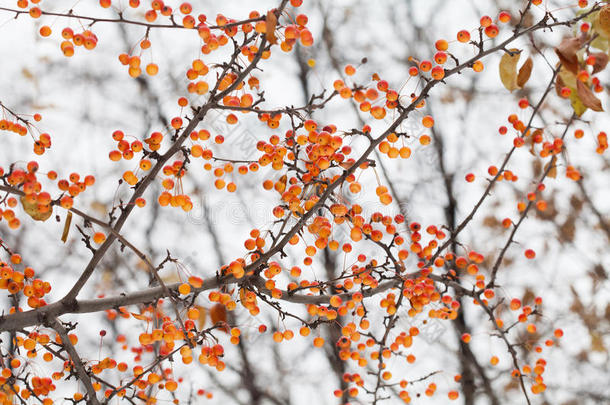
[145,63,159,76]
[187,307,199,320]
[480,15,492,27]
[457,30,471,42]
[431,66,445,80]
[498,11,511,23]
[435,39,448,51]
[422,115,434,128]
[39,25,52,37]
[178,283,191,295]
[93,232,106,244]
[484,24,499,38]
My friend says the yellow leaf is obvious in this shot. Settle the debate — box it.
[499,49,521,92]
[569,89,588,116]
[61,212,72,243]
[558,66,577,90]
[20,196,53,222]
[590,35,609,52]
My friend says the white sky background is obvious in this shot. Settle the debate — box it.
[0,0,609,404]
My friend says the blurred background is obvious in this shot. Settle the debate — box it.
[0,0,609,404]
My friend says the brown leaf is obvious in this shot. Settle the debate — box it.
[522,288,535,304]
[555,37,581,74]
[576,80,604,112]
[90,201,107,216]
[590,52,609,74]
[591,264,607,281]
[543,156,557,179]
[599,5,610,37]
[591,331,606,352]
[21,68,35,81]
[20,196,53,222]
[483,216,500,228]
[210,303,229,332]
[499,49,521,92]
[161,273,180,283]
[555,73,565,97]
[517,57,533,88]
[265,10,278,44]
[559,217,575,243]
[61,212,72,243]
[195,305,207,329]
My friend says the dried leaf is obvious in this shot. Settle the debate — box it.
[568,83,588,116]
[576,80,604,112]
[559,217,575,243]
[591,331,606,352]
[599,5,610,37]
[590,35,609,52]
[21,68,35,80]
[590,52,609,74]
[61,212,72,243]
[20,196,53,222]
[210,304,229,333]
[136,259,149,272]
[131,312,151,321]
[517,57,533,88]
[196,305,207,329]
[555,37,581,74]
[265,10,278,44]
[160,273,180,283]
[570,195,584,212]
[555,73,565,97]
[90,201,107,215]
[522,288,535,305]
[558,66,577,90]
[483,216,500,228]
[525,130,538,156]
[543,157,557,179]
[591,264,607,281]
[569,286,584,315]
[499,49,521,92]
